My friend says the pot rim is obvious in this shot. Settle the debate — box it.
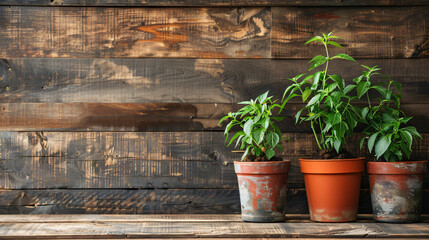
[234,160,290,164]
[367,160,427,175]
[299,157,365,174]
[299,157,365,162]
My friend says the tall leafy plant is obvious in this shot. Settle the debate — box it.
[281,32,360,155]
[219,91,284,161]
[357,65,422,162]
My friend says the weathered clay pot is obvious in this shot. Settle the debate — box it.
[234,160,290,222]
[300,158,365,222]
[367,161,427,223]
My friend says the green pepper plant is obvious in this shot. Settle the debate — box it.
[219,91,284,161]
[357,65,422,162]
[281,32,360,156]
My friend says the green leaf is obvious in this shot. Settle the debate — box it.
[382,113,395,123]
[400,141,411,159]
[336,121,348,138]
[307,94,321,107]
[235,135,245,148]
[295,109,304,124]
[401,130,413,149]
[302,89,312,102]
[282,84,295,101]
[334,139,341,153]
[331,75,345,90]
[360,137,366,150]
[370,85,387,97]
[238,101,252,105]
[239,105,253,117]
[224,121,233,137]
[382,123,394,132]
[357,81,370,98]
[305,36,323,44]
[266,131,280,148]
[343,85,356,94]
[391,81,402,92]
[243,119,254,136]
[227,131,245,147]
[327,83,337,92]
[327,41,342,48]
[402,126,421,138]
[254,147,262,157]
[241,146,250,161]
[328,112,341,125]
[375,135,391,159]
[218,115,230,125]
[368,132,379,153]
[311,71,322,90]
[361,107,369,120]
[265,148,275,160]
[253,129,265,144]
[258,91,269,103]
[322,122,332,133]
[263,117,270,129]
[332,53,356,62]
[309,56,327,71]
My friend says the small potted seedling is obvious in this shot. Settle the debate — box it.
[281,33,365,222]
[219,91,290,222]
[357,65,427,223]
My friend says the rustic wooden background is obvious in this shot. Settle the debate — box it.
[0,0,427,214]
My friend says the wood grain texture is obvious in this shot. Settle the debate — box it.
[0,214,427,238]
[2,0,429,6]
[0,188,427,214]
[272,7,429,59]
[0,7,270,58]
[0,132,237,189]
[0,188,414,215]
[0,132,427,190]
[0,188,308,214]
[0,103,228,132]
[0,103,427,133]
[0,189,241,214]
[0,58,428,104]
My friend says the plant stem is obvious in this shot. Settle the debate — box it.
[311,121,322,150]
[322,42,330,89]
[318,118,325,148]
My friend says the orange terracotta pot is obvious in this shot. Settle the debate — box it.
[367,161,427,223]
[300,158,365,222]
[234,160,290,222]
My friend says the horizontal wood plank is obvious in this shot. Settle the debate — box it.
[0,58,428,104]
[272,7,429,59]
[0,132,427,190]
[0,7,270,58]
[0,103,427,133]
[0,214,428,238]
[0,188,308,214]
[0,188,427,214]
[0,132,237,189]
[2,0,429,6]
[0,189,241,214]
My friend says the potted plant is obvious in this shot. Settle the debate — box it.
[219,91,290,222]
[281,33,365,222]
[357,65,427,223]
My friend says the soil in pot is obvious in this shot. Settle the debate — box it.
[368,161,427,223]
[234,159,290,222]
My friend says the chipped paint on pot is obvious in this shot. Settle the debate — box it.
[234,160,290,222]
[368,161,427,223]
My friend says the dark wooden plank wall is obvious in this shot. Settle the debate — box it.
[0,1,427,214]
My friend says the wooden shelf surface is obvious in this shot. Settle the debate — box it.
[0,214,427,239]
